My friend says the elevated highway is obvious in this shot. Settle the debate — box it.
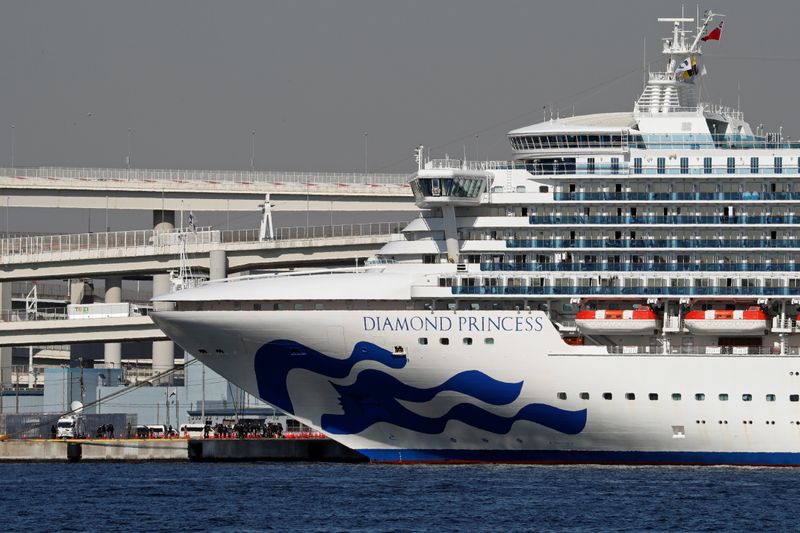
[0,222,403,281]
[0,312,166,347]
[0,166,416,212]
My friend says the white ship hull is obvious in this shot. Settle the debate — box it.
[152,309,800,464]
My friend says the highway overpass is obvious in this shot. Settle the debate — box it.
[0,166,417,212]
[0,222,404,281]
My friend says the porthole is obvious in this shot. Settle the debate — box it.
[766,394,776,402]
[719,393,729,401]
[463,337,473,345]
[648,393,658,401]
[742,394,753,402]
[485,338,495,345]
[440,338,450,345]
[625,393,636,400]
[791,394,800,402]
[557,392,567,400]
[603,392,613,400]
[672,393,682,401]
[418,338,428,345]
[579,392,590,400]
[695,393,705,401]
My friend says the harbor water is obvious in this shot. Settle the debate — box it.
[0,463,797,531]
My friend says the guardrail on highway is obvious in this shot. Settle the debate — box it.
[0,166,411,187]
[0,222,406,259]
[0,307,69,322]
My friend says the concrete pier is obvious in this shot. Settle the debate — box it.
[0,439,188,461]
[103,276,123,369]
[187,438,368,462]
[209,249,228,280]
[152,210,175,378]
[0,282,10,387]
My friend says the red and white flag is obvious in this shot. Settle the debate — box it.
[701,20,724,42]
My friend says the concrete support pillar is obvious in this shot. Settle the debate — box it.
[0,282,11,387]
[209,249,228,281]
[152,210,176,379]
[441,205,460,263]
[70,279,92,305]
[104,276,123,369]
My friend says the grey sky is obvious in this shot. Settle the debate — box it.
[2,1,800,232]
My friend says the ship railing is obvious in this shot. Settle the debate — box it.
[771,317,796,331]
[608,344,800,355]
[0,166,411,187]
[606,345,800,356]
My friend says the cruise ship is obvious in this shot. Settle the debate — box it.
[151,12,800,464]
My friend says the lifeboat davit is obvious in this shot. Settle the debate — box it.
[575,306,658,335]
[684,306,767,335]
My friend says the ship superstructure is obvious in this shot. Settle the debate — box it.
[152,12,800,464]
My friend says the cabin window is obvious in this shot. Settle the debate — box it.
[611,157,620,174]
[579,392,590,400]
[719,393,729,401]
[440,338,449,345]
[742,394,753,401]
[790,394,799,402]
[484,338,495,345]
[775,157,783,174]
[314,303,324,310]
[680,157,689,174]
[657,157,666,174]
[648,393,658,401]
[463,337,473,345]
[603,392,613,400]
[633,158,642,174]
[587,158,595,174]
[293,303,304,310]
[539,185,549,193]
[557,392,567,400]
[625,393,635,400]
[671,393,682,401]
[750,157,759,174]
[418,338,428,345]
[253,303,262,311]
[727,157,736,174]
[766,394,776,402]
[272,303,282,310]
[695,393,705,401]
[703,157,712,174]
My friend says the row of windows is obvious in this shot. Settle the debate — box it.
[418,337,494,346]
[633,157,790,175]
[556,392,799,402]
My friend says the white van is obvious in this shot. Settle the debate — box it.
[180,424,207,439]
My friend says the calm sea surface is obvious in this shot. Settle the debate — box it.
[0,462,797,532]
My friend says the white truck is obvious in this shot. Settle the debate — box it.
[67,303,141,320]
[56,414,87,439]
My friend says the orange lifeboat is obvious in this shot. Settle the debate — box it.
[684,306,767,335]
[575,306,658,335]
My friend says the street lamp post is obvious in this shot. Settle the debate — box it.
[127,128,132,169]
[363,131,368,176]
[250,130,256,171]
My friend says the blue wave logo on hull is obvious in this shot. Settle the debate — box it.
[253,340,586,436]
